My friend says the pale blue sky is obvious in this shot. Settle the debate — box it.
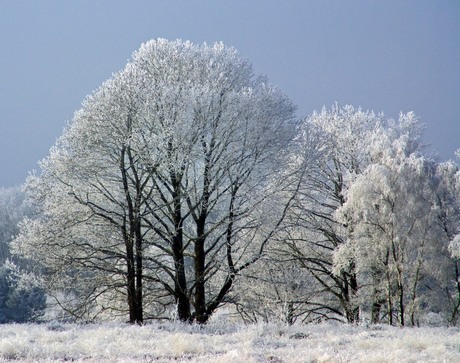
[1,0,459,186]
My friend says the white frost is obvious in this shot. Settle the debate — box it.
[0,321,459,362]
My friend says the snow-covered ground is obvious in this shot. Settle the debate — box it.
[1,320,459,362]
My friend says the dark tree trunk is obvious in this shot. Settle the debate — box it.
[451,260,460,325]
[194,207,207,323]
[124,213,143,324]
[342,267,359,323]
[398,280,405,326]
[348,270,359,323]
[171,168,191,322]
[134,219,143,324]
[193,145,211,324]
[121,134,144,325]
[172,229,191,321]
[194,235,206,323]
[126,243,138,324]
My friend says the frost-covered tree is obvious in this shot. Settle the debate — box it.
[335,112,439,325]
[13,64,150,323]
[276,105,386,323]
[12,39,297,324]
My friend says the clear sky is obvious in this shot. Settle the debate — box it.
[1,0,459,186]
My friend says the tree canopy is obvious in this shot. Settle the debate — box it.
[12,39,297,324]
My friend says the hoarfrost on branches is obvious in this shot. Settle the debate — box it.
[11,39,297,324]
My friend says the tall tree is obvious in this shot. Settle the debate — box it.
[12,39,296,324]
[129,39,297,323]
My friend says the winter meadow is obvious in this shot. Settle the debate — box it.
[1,319,460,362]
[2,39,460,361]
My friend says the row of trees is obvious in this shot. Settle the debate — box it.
[236,106,460,326]
[8,39,460,326]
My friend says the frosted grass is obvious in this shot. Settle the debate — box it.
[0,321,459,362]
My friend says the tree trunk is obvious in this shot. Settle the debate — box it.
[165,147,192,322]
[172,224,191,321]
[348,270,359,323]
[135,218,143,324]
[194,205,207,322]
[121,141,142,324]
[342,267,359,323]
[193,147,211,324]
[126,240,138,324]
[172,182,191,321]
[194,235,206,323]
[451,260,460,325]
[398,281,405,326]
[386,270,393,325]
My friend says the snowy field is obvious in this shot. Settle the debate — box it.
[1,320,459,362]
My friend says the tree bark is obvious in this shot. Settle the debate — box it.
[171,168,191,322]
